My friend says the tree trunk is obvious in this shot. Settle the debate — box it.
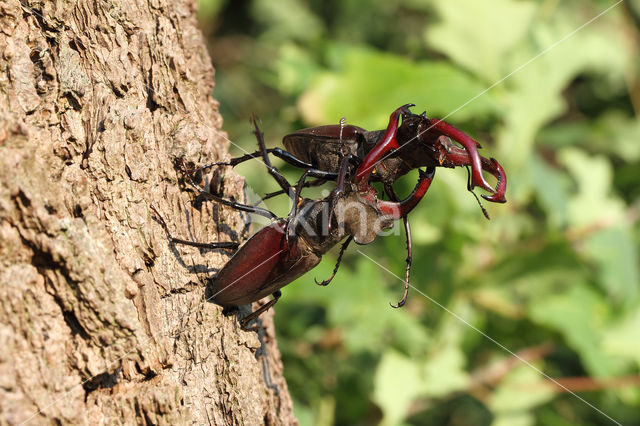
[0,0,296,424]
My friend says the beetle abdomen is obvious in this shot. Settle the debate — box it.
[210,219,321,307]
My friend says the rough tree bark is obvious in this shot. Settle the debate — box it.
[0,0,296,424]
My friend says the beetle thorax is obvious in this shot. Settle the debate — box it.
[291,199,345,254]
[291,189,394,255]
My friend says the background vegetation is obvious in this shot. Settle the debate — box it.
[197,0,640,424]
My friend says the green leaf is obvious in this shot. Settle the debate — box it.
[275,43,320,96]
[372,298,475,424]
[558,148,626,229]
[603,309,640,368]
[421,344,469,398]
[489,365,554,423]
[309,259,428,353]
[529,153,571,228]
[197,0,226,19]
[528,285,616,376]
[492,412,536,426]
[494,4,631,188]
[595,113,640,162]
[421,298,471,397]
[252,0,323,42]
[538,113,640,162]
[425,0,537,82]
[292,398,315,426]
[299,46,498,128]
[374,350,424,426]
[583,227,639,305]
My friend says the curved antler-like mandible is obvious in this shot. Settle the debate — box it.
[432,136,507,203]
[479,157,506,203]
[355,104,415,187]
[428,119,496,195]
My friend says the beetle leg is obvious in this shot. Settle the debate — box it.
[240,290,282,330]
[182,150,266,174]
[378,167,436,219]
[250,165,338,206]
[254,164,345,205]
[252,115,295,197]
[355,104,415,186]
[185,115,325,199]
[326,153,356,235]
[184,147,328,178]
[383,185,411,308]
[289,171,311,216]
[256,178,328,205]
[315,236,353,286]
[272,147,342,176]
[150,205,239,250]
[286,170,312,243]
[179,158,278,220]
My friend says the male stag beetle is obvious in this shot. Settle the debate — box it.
[152,115,435,328]
[191,104,506,204]
[182,104,507,312]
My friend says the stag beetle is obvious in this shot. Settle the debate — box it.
[152,116,435,328]
[191,104,506,204]
[180,105,507,313]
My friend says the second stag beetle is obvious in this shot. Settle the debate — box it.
[196,104,506,205]
[284,103,506,205]
[187,104,507,310]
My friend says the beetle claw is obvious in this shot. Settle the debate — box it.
[314,277,331,286]
[389,299,406,309]
[390,280,409,309]
[400,103,416,111]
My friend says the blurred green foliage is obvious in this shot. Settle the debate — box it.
[198,0,640,424]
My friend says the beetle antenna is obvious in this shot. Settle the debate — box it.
[465,166,490,220]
